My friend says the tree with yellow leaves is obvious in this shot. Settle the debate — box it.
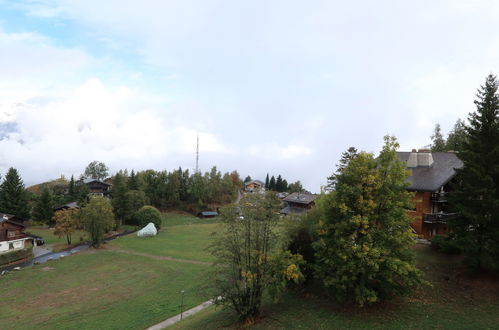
[53,208,80,245]
[314,136,424,306]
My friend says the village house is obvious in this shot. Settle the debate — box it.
[244,180,265,192]
[280,192,317,215]
[397,149,463,239]
[84,179,112,197]
[0,214,33,263]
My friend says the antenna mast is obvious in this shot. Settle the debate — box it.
[195,132,199,173]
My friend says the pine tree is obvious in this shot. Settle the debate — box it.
[431,123,447,151]
[0,167,30,218]
[269,176,276,191]
[315,136,423,305]
[275,175,284,192]
[446,118,467,152]
[129,169,139,190]
[67,175,76,201]
[265,173,270,189]
[33,187,54,224]
[327,147,358,191]
[111,171,129,227]
[244,175,252,183]
[449,74,499,270]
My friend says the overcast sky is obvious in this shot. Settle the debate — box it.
[0,1,498,191]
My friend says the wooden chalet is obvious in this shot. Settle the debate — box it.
[244,180,265,192]
[84,179,112,197]
[281,192,317,215]
[0,214,33,256]
[397,149,463,239]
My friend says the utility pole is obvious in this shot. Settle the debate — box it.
[195,132,199,174]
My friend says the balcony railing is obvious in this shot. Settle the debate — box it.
[423,212,458,224]
[431,192,448,203]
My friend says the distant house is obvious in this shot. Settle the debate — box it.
[281,192,317,215]
[197,211,219,218]
[53,201,80,213]
[0,214,33,257]
[0,213,29,226]
[84,179,112,197]
[244,180,265,192]
[397,149,463,239]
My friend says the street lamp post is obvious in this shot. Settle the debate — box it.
[180,290,185,320]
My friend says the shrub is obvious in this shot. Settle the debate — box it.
[134,206,161,229]
[0,247,33,265]
[431,235,463,254]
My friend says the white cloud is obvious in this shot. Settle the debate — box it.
[249,143,313,160]
[0,79,229,184]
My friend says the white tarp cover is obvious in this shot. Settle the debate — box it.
[137,222,157,237]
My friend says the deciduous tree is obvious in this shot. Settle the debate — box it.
[314,137,423,305]
[210,193,304,322]
[53,208,80,245]
[84,161,109,181]
[80,197,114,247]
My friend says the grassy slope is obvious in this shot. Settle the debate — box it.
[110,213,219,262]
[0,250,211,330]
[26,227,88,245]
[171,245,499,329]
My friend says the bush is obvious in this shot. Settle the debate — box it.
[431,235,463,254]
[0,247,33,265]
[134,206,161,229]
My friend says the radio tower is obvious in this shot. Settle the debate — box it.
[195,133,200,173]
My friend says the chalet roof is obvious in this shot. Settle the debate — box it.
[396,152,464,192]
[84,178,112,186]
[54,201,80,211]
[245,180,264,186]
[0,213,26,228]
[283,192,317,205]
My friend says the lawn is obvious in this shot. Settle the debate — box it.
[0,249,212,330]
[26,226,88,246]
[111,214,219,262]
[171,245,499,329]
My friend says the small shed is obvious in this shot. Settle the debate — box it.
[197,211,219,218]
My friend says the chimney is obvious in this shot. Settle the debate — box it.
[407,149,418,168]
[417,149,434,167]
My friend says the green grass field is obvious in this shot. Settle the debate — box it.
[170,245,499,329]
[110,213,220,262]
[26,226,88,245]
[0,250,212,330]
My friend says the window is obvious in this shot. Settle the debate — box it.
[7,231,15,238]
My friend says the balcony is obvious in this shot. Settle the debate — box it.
[423,212,458,224]
[431,192,448,203]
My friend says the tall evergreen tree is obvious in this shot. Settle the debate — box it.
[244,175,252,183]
[327,147,358,191]
[265,173,270,189]
[111,171,129,226]
[275,175,284,192]
[446,118,467,152]
[269,175,276,191]
[32,187,54,224]
[128,170,139,190]
[67,175,76,201]
[431,123,447,151]
[449,74,499,270]
[0,167,30,218]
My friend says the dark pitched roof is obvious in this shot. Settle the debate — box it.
[84,178,112,186]
[283,192,317,205]
[245,180,264,186]
[54,201,80,211]
[0,213,26,228]
[396,152,464,192]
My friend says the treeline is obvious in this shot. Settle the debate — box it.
[429,119,467,152]
[111,167,242,224]
[245,173,306,193]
